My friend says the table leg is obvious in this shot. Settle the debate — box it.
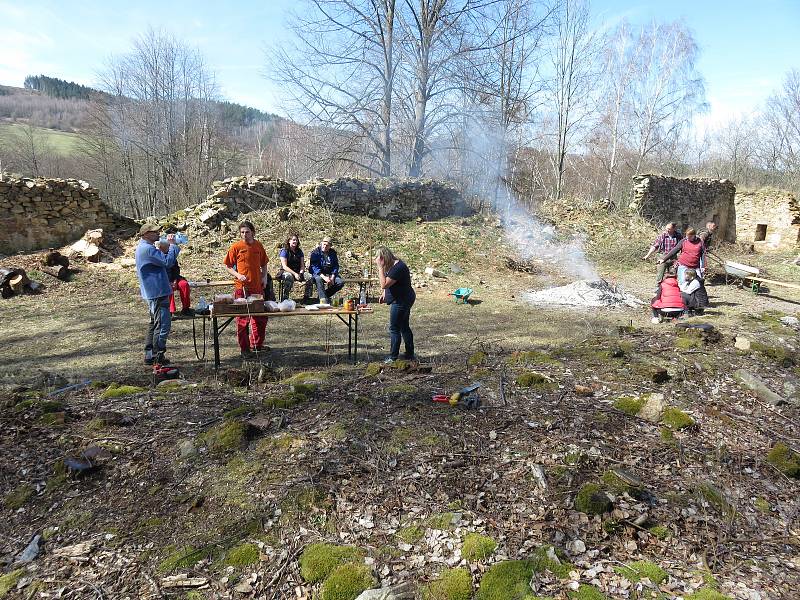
[354,312,359,363]
[212,316,220,370]
[347,314,352,358]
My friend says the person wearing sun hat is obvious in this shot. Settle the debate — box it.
[135,221,180,366]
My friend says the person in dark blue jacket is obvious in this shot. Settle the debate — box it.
[308,236,344,303]
[376,246,416,362]
[135,222,179,365]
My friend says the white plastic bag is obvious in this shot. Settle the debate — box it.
[264,301,280,312]
[278,299,296,312]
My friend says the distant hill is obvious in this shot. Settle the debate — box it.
[24,75,96,100]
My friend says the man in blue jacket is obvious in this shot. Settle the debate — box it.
[135,222,179,365]
[308,236,344,304]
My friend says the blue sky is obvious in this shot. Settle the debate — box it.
[1,0,798,130]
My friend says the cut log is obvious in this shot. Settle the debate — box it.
[26,280,44,293]
[41,265,69,281]
[69,238,101,262]
[9,274,25,294]
[44,250,70,268]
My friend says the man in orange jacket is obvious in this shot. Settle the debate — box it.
[223,220,270,359]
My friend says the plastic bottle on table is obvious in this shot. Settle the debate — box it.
[197,296,208,311]
[359,287,367,306]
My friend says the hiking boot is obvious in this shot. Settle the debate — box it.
[155,353,170,365]
[180,307,196,318]
[383,356,398,364]
[403,354,418,362]
[144,356,155,366]
[241,349,254,360]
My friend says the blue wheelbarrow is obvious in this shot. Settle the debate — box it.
[449,287,474,304]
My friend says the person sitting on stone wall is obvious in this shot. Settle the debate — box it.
[642,222,682,287]
[678,268,709,316]
[276,233,309,302]
[157,239,194,319]
[658,227,706,286]
[651,267,686,323]
[309,236,344,304]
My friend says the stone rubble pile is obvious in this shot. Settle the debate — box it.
[0,174,132,255]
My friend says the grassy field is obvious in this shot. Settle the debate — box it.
[0,122,82,156]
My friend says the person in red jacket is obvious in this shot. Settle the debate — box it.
[651,270,686,323]
[658,227,705,286]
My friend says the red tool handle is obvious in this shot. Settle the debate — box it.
[432,394,450,403]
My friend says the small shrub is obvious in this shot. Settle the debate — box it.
[101,384,146,399]
[661,407,694,430]
[461,533,496,562]
[613,396,644,415]
[224,542,260,567]
[614,560,667,584]
[766,442,800,477]
[299,543,362,583]
[319,563,374,600]
[423,568,472,600]
[574,483,612,515]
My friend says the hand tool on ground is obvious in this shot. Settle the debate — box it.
[432,381,483,408]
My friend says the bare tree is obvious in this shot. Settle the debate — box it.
[270,0,398,177]
[546,0,596,201]
[760,69,800,191]
[626,20,705,175]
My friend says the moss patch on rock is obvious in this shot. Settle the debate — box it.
[223,542,260,567]
[199,419,247,454]
[567,585,608,600]
[574,483,612,515]
[0,569,25,598]
[661,407,694,430]
[516,371,555,390]
[467,351,487,367]
[613,395,645,416]
[461,533,497,562]
[475,559,535,600]
[283,371,329,386]
[749,341,796,368]
[101,384,146,399]
[158,545,211,572]
[686,590,732,600]
[766,442,800,477]
[648,525,670,540]
[530,545,574,578]
[397,524,425,544]
[319,563,374,600]
[4,484,34,510]
[364,362,382,377]
[299,543,363,583]
[614,560,667,584]
[423,568,473,600]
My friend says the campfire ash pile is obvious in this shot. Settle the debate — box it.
[525,279,644,308]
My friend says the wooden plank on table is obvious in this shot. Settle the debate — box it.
[745,276,800,291]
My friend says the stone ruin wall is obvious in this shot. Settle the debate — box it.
[630,175,736,242]
[0,174,131,255]
[734,188,800,251]
[172,175,464,231]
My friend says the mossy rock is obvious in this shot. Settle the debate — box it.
[0,569,25,598]
[696,482,734,516]
[364,362,382,377]
[158,545,211,572]
[613,395,644,416]
[614,560,667,584]
[283,371,330,386]
[299,543,363,583]
[567,585,608,600]
[648,525,670,540]
[507,350,561,366]
[601,470,632,494]
[426,512,457,529]
[319,563,374,600]
[397,524,425,544]
[199,420,248,454]
[529,545,574,578]
[461,533,497,562]
[749,341,796,368]
[516,371,555,390]
[423,567,472,600]
[754,497,771,512]
[4,484,34,510]
[686,590,732,600]
[675,330,703,350]
[223,542,260,567]
[574,483,612,515]
[766,442,800,477]
[223,406,251,419]
[264,391,308,408]
[291,382,318,396]
[660,427,675,443]
[467,351,487,367]
[661,407,694,430]
[101,384,147,399]
[475,559,535,600]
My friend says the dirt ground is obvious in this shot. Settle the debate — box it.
[1,219,799,600]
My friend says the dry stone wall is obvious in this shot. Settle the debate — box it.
[0,174,132,255]
[630,175,736,241]
[734,188,800,251]
[167,176,464,232]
